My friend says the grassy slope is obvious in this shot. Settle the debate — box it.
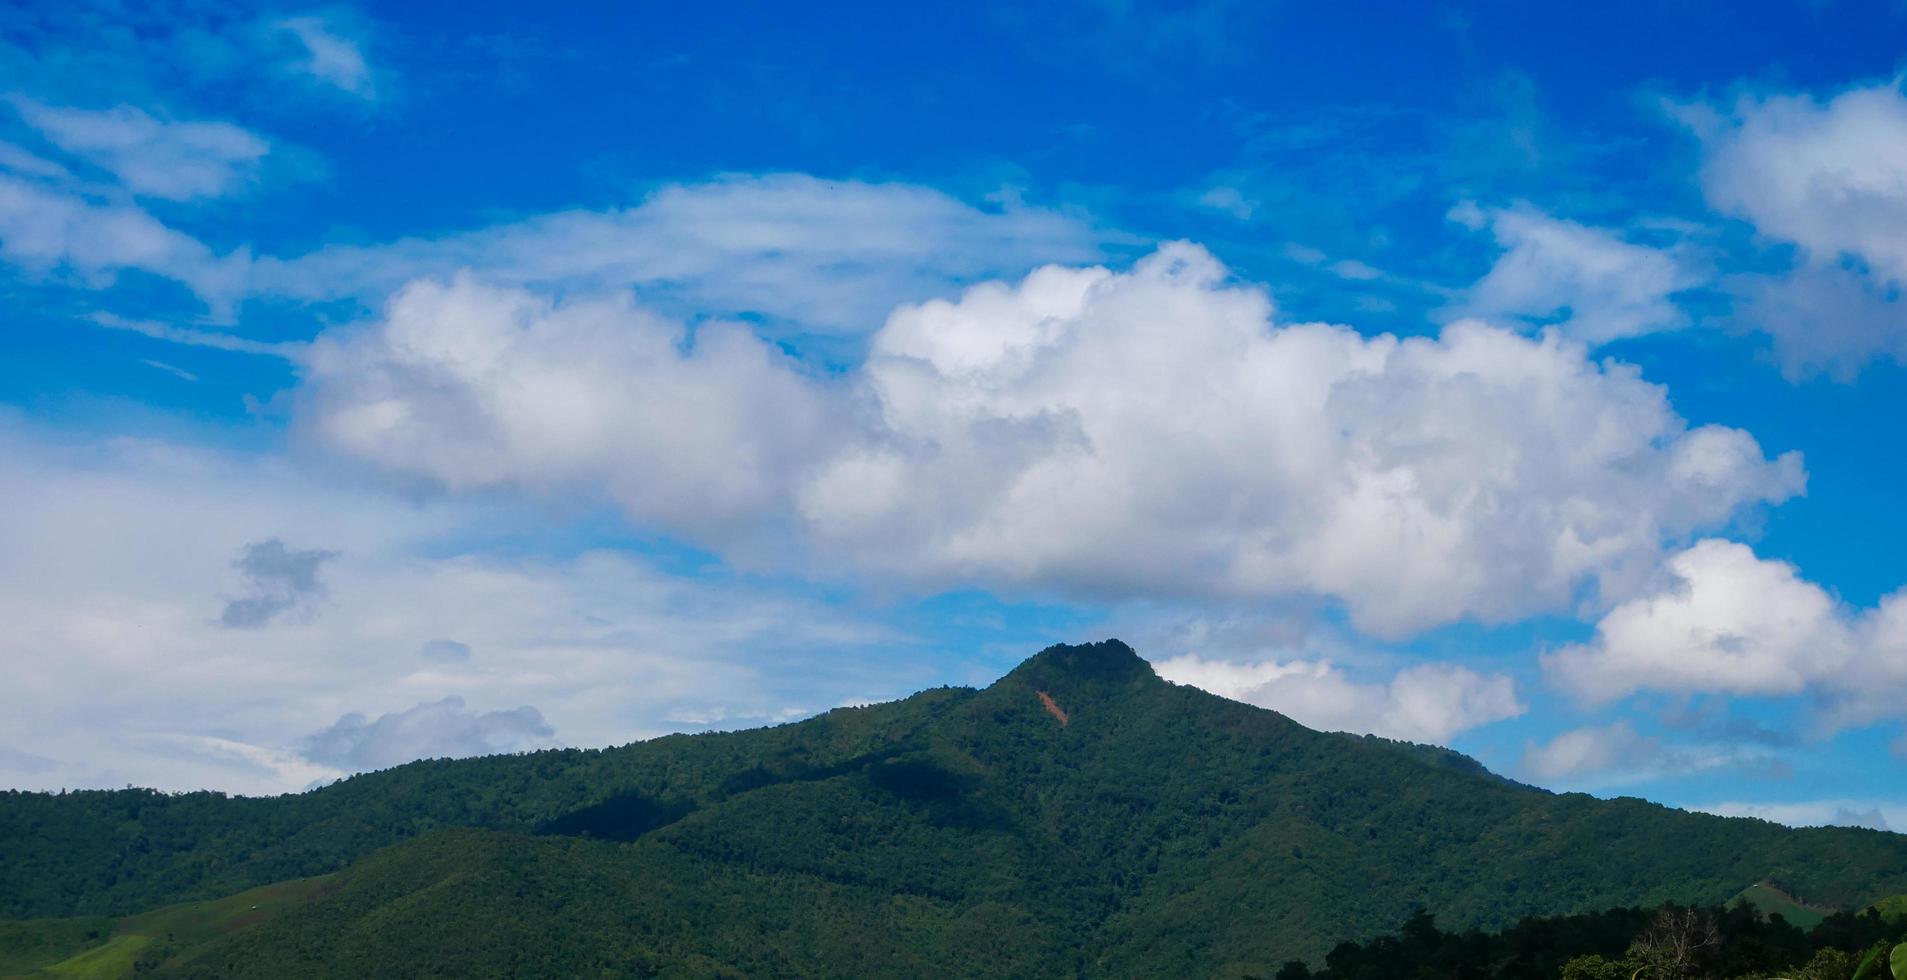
[0,877,333,979]
[1729,881,1834,930]
[7,642,1907,975]
[0,919,113,977]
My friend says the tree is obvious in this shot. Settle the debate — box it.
[1627,907,1719,980]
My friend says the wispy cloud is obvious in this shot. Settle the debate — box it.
[1447,201,1699,343]
[139,357,199,382]
[92,313,304,357]
[271,14,377,100]
[7,97,271,201]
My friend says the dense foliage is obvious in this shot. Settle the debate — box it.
[1272,900,1907,980]
[6,641,1907,976]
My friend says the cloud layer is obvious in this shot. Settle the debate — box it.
[0,424,902,794]
[298,244,1804,639]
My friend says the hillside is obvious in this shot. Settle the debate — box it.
[4,641,1907,977]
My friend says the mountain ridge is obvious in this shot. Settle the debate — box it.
[4,640,1906,976]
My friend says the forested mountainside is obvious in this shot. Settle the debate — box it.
[5,641,1906,977]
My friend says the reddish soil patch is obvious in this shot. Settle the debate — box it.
[1035,690,1069,726]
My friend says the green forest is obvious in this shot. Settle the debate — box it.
[1277,899,1907,980]
[5,641,1907,978]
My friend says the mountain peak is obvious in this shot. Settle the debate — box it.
[1004,639,1157,687]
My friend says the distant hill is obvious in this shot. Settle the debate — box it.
[4,640,1907,977]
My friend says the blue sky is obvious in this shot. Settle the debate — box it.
[4,0,1907,829]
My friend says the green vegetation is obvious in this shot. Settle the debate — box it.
[1734,882,1837,931]
[4,641,1907,976]
[1874,895,1907,922]
[0,876,330,978]
[1271,901,1907,980]
[0,918,113,976]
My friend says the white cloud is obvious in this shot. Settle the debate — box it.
[0,171,246,297]
[91,312,305,357]
[8,98,270,200]
[272,15,375,100]
[4,172,1100,335]
[298,275,842,546]
[1450,202,1697,343]
[1546,540,1844,701]
[1545,539,1907,731]
[1153,653,1524,744]
[251,173,1105,334]
[1523,722,1656,781]
[300,244,1801,638]
[1687,82,1907,280]
[1683,82,1907,373]
[800,243,1800,636]
[140,358,199,382]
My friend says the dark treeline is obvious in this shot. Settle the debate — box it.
[1276,903,1905,980]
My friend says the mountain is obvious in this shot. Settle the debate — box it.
[4,640,1907,978]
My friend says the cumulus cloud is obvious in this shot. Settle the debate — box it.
[299,244,1802,637]
[1153,653,1524,744]
[298,276,841,544]
[1687,82,1907,280]
[1545,539,1907,730]
[271,15,376,99]
[219,538,339,628]
[7,97,269,200]
[1449,201,1697,343]
[1683,81,1907,372]
[800,243,1800,636]
[300,696,552,772]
